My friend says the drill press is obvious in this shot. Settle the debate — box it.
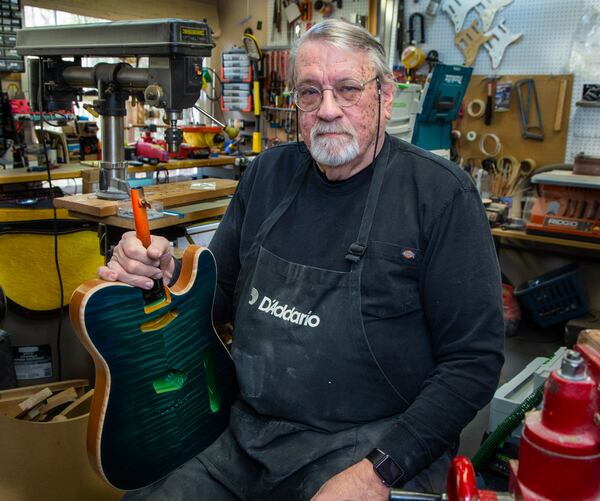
[16,18,214,199]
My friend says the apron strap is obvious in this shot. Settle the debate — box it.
[252,154,312,251]
[345,136,391,264]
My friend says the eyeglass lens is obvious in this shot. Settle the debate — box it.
[295,79,365,111]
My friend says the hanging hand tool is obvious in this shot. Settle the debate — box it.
[515,78,544,141]
[243,33,264,153]
[554,77,568,132]
[396,0,405,61]
[408,13,425,44]
[275,0,282,34]
[481,75,500,125]
[300,0,312,21]
[402,12,426,81]
[426,0,441,16]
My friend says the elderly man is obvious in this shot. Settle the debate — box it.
[101,19,504,501]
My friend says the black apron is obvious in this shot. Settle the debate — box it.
[204,142,414,500]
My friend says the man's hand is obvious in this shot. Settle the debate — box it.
[97,231,174,289]
[310,459,389,501]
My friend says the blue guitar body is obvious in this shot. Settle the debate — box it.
[70,246,237,491]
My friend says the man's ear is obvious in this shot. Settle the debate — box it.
[380,80,396,121]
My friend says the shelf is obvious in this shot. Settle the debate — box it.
[14,114,77,122]
[491,228,600,253]
[262,106,295,112]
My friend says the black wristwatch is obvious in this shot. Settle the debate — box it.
[366,448,404,487]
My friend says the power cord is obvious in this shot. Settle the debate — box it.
[202,67,223,102]
[38,57,64,381]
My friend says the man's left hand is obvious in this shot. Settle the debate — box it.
[310,459,389,501]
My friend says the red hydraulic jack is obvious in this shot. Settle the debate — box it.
[390,331,600,501]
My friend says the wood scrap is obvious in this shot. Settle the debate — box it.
[25,403,45,421]
[0,379,88,404]
[53,389,94,421]
[5,387,52,419]
[39,387,78,414]
[1,381,92,421]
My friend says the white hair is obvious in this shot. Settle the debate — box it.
[289,19,394,86]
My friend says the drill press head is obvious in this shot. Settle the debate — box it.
[16,19,214,198]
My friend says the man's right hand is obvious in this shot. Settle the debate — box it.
[97,231,175,290]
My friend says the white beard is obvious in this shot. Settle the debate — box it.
[308,121,360,167]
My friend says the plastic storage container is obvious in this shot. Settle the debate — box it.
[514,263,589,328]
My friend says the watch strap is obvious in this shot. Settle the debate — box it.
[366,448,404,487]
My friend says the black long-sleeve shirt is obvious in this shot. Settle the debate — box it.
[209,135,504,482]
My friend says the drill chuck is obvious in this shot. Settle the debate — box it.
[165,124,183,153]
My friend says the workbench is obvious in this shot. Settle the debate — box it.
[0,163,96,186]
[491,228,600,255]
[80,156,240,192]
[0,156,239,191]
[53,178,238,259]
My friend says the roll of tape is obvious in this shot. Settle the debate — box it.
[520,158,537,175]
[401,45,426,70]
[466,130,477,142]
[467,99,486,118]
[498,155,519,171]
[479,133,501,157]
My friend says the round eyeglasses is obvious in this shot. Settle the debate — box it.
[293,76,378,112]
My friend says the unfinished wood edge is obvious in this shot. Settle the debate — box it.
[57,388,94,419]
[578,329,600,351]
[0,379,89,402]
[70,280,121,486]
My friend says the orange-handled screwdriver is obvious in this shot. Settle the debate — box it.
[130,187,170,310]
[131,187,152,248]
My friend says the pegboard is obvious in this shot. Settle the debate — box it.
[266,0,371,48]
[456,74,573,167]
[398,0,600,164]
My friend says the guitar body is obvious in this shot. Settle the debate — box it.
[70,245,237,491]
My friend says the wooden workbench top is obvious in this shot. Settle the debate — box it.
[80,155,236,173]
[0,164,96,185]
[491,227,600,252]
[53,178,238,217]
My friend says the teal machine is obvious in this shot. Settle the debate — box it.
[411,64,472,151]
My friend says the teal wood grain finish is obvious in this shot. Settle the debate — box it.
[81,249,237,490]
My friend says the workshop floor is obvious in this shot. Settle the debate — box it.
[458,321,564,458]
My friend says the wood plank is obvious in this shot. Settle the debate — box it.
[491,228,600,252]
[65,197,231,231]
[0,164,96,185]
[54,178,237,217]
[80,156,236,182]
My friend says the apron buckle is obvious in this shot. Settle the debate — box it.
[345,242,367,263]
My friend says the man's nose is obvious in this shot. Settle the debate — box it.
[316,89,343,120]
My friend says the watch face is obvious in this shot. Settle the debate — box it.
[376,456,403,486]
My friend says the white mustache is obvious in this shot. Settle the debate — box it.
[311,122,356,138]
